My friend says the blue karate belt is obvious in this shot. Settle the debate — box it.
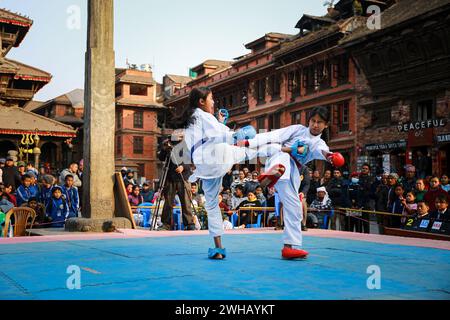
[289,153,303,172]
[190,138,208,163]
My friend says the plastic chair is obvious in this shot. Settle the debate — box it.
[246,213,262,228]
[230,212,239,227]
[172,208,184,230]
[321,209,334,229]
[316,209,333,229]
[136,203,152,228]
[3,207,36,237]
[0,212,5,238]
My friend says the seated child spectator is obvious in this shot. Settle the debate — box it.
[0,186,14,214]
[128,185,143,207]
[21,196,47,225]
[46,186,70,228]
[223,214,234,230]
[27,172,40,198]
[125,183,133,196]
[40,175,55,206]
[17,174,39,206]
[236,191,262,228]
[141,181,155,203]
[431,195,449,222]
[61,174,80,218]
[218,194,230,215]
[400,191,417,224]
[414,200,430,220]
[26,162,39,176]
[441,174,450,192]
[2,184,16,207]
[191,183,205,208]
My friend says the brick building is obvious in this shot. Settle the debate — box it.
[164,5,382,173]
[341,0,450,176]
[31,67,166,181]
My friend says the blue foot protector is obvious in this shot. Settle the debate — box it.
[208,247,227,259]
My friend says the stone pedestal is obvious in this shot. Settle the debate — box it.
[65,218,132,232]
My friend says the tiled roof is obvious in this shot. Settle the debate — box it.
[0,8,32,26]
[274,24,341,57]
[245,33,293,49]
[4,58,51,81]
[0,106,76,137]
[0,58,19,74]
[191,60,232,72]
[35,89,84,113]
[116,74,155,85]
[116,98,166,109]
[166,74,193,85]
[54,116,84,125]
[341,0,450,44]
[23,100,44,112]
[295,14,336,29]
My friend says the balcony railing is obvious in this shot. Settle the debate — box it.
[5,88,34,100]
[228,104,249,117]
[0,32,17,43]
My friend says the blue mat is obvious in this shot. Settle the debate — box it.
[0,233,449,300]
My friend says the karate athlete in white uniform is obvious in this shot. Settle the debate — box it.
[172,87,263,260]
[236,106,345,259]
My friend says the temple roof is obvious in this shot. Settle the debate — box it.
[0,106,76,137]
[2,58,51,82]
[0,8,32,27]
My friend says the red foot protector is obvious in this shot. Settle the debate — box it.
[328,152,345,168]
[258,164,286,188]
[282,247,309,260]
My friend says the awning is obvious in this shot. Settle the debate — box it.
[0,106,77,138]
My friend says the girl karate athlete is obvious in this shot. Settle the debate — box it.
[172,87,259,260]
[236,106,344,259]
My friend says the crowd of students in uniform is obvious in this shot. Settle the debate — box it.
[0,158,82,230]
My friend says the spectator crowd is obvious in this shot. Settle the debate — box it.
[2,154,449,235]
[0,157,83,232]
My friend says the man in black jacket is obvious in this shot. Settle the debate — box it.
[358,163,374,233]
[327,168,347,231]
[299,166,311,231]
[1,157,21,192]
[158,139,196,231]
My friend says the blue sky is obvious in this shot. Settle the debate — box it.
[2,0,325,101]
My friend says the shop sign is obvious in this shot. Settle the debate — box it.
[397,119,447,132]
[436,133,450,143]
[407,128,434,147]
[365,140,407,151]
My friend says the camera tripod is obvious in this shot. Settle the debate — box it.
[150,145,200,231]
